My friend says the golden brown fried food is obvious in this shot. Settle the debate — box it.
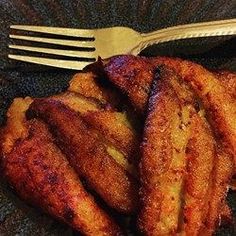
[2,119,122,236]
[201,149,234,235]
[50,92,139,175]
[163,67,233,234]
[139,68,217,235]
[215,71,236,99]
[1,97,33,154]
[69,72,122,108]
[139,76,192,235]
[154,57,236,171]
[27,98,139,213]
[182,113,215,235]
[105,56,236,116]
[51,91,102,114]
[2,56,234,235]
[82,111,140,166]
[103,56,235,233]
[104,55,156,113]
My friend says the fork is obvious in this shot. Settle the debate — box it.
[9,19,236,70]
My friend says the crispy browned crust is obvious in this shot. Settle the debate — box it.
[215,71,236,99]
[69,72,122,108]
[51,92,139,164]
[139,68,221,235]
[51,91,103,114]
[139,76,193,235]
[27,99,138,213]
[162,63,234,234]
[182,113,215,235]
[51,92,139,174]
[1,56,234,234]
[162,67,233,235]
[69,72,107,102]
[82,110,140,165]
[104,55,156,113]
[2,120,122,235]
[1,97,32,176]
[1,97,33,154]
[201,149,234,235]
[154,57,236,171]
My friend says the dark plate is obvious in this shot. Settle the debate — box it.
[0,1,235,235]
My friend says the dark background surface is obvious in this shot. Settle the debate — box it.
[0,0,235,235]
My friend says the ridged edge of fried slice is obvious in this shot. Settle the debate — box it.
[51,91,103,114]
[139,74,193,235]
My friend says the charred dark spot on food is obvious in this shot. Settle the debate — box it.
[123,69,138,81]
[183,216,188,224]
[149,80,159,100]
[47,173,59,185]
[174,148,181,153]
[25,107,36,120]
[153,67,162,81]
[151,67,166,89]
[63,206,75,222]
[193,101,201,112]
[33,160,49,171]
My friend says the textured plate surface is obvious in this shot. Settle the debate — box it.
[0,0,236,235]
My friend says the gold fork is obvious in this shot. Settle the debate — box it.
[9,19,236,70]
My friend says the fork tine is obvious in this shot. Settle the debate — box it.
[10,25,95,38]
[9,45,96,59]
[9,35,94,48]
[8,54,90,70]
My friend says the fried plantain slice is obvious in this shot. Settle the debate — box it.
[50,92,139,175]
[2,119,122,236]
[27,99,139,213]
[1,97,33,155]
[139,74,193,235]
[164,68,233,235]
[154,57,236,171]
[69,72,107,102]
[50,90,140,174]
[104,55,156,113]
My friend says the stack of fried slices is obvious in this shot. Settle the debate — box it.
[0,55,235,236]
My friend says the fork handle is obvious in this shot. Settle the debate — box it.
[139,19,236,50]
